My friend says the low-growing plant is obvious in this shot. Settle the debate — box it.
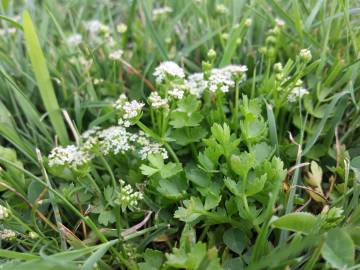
[0,1,359,269]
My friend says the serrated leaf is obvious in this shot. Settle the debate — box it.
[246,173,267,196]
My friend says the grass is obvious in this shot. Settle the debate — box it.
[0,0,359,269]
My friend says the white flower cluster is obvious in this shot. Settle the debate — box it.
[48,145,90,169]
[84,20,109,35]
[0,229,16,240]
[0,205,9,220]
[149,92,168,109]
[136,131,168,160]
[66,34,82,46]
[79,122,168,160]
[153,61,247,97]
[152,6,173,20]
[186,73,208,97]
[114,94,144,120]
[215,4,229,14]
[109,49,124,61]
[116,180,144,210]
[288,80,309,102]
[97,126,133,155]
[153,61,185,84]
[122,100,144,119]
[168,87,185,100]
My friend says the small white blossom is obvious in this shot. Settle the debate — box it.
[208,68,235,93]
[84,20,103,33]
[168,88,185,100]
[114,94,128,110]
[149,92,168,109]
[275,18,285,28]
[117,23,128,33]
[222,65,248,80]
[116,180,144,210]
[66,34,82,46]
[186,73,208,98]
[152,6,173,20]
[0,205,9,220]
[122,100,144,119]
[215,4,229,14]
[245,19,252,27]
[48,145,90,169]
[153,61,185,84]
[299,49,312,62]
[97,126,132,155]
[0,229,16,240]
[109,49,124,61]
[93,78,104,85]
[288,87,309,102]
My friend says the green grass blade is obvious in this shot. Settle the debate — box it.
[0,15,23,30]
[0,249,38,260]
[22,11,69,145]
[303,92,348,156]
[264,99,279,156]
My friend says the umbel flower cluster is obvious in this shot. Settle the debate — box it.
[116,180,144,211]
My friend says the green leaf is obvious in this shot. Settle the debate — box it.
[170,127,208,146]
[321,228,355,269]
[251,142,273,165]
[224,177,241,196]
[22,11,69,145]
[157,175,187,200]
[160,162,182,179]
[174,197,204,222]
[185,163,210,187]
[223,228,248,254]
[139,249,165,270]
[246,174,267,196]
[98,210,116,226]
[272,212,317,234]
[231,152,254,178]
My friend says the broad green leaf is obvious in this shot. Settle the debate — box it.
[321,228,355,269]
[272,212,317,234]
[231,152,254,177]
[223,228,248,254]
[23,11,69,145]
[185,163,210,187]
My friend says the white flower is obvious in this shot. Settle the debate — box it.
[84,20,102,33]
[0,205,9,220]
[66,34,82,46]
[186,73,207,98]
[215,4,229,14]
[153,61,185,84]
[97,126,133,155]
[299,49,312,62]
[117,23,128,33]
[116,180,144,211]
[275,18,285,28]
[122,100,144,119]
[288,87,309,102]
[245,19,252,27]
[114,94,128,110]
[168,88,185,100]
[0,229,16,240]
[109,49,124,61]
[149,92,168,109]
[152,6,173,20]
[48,145,90,169]
[208,68,235,93]
[222,65,248,80]
[93,78,104,85]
